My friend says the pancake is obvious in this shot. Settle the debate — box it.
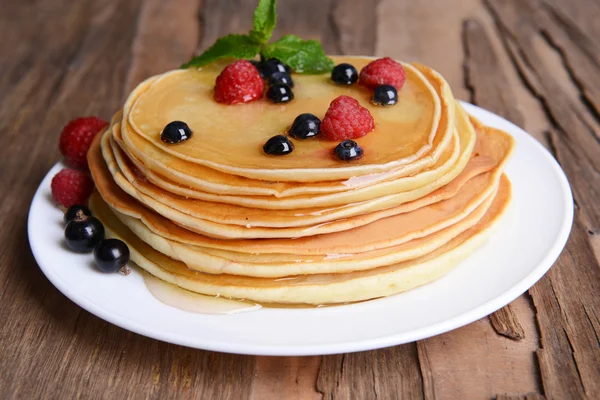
[88,118,514,245]
[115,98,469,211]
[96,134,464,239]
[113,118,460,211]
[117,62,455,196]
[108,126,490,231]
[111,122,462,210]
[90,177,511,304]
[93,104,475,239]
[95,101,475,238]
[93,178,499,277]
[123,57,444,182]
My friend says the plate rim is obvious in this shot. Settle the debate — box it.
[28,102,574,356]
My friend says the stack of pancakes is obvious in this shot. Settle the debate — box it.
[87,56,514,305]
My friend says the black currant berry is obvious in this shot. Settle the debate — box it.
[269,71,294,88]
[261,58,291,78]
[288,113,321,139]
[372,85,398,106]
[331,63,359,85]
[161,121,192,144]
[94,238,130,273]
[64,215,105,253]
[334,140,364,161]
[263,135,294,155]
[266,84,294,103]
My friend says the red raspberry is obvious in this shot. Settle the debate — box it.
[321,96,375,141]
[214,60,264,104]
[59,117,109,169]
[359,57,406,90]
[51,168,94,209]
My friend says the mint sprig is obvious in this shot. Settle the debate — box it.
[180,35,260,69]
[262,35,335,74]
[249,0,277,43]
[181,0,334,74]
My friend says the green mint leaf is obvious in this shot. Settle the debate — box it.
[261,35,334,74]
[181,34,260,69]
[250,0,277,44]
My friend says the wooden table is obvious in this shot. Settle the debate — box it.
[1,0,599,398]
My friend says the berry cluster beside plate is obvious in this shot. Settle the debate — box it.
[51,117,131,274]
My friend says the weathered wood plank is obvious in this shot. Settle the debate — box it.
[543,0,600,57]
[328,0,377,56]
[496,393,546,400]
[489,304,526,341]
[416,296,541,399]
[485,0,600,398]
[486,0,600,175]
[250,356,322,400]
[124,0,201,93]
[463,18,524,127]
[416,341,437,400]
[540,1,600,120]
[317,346,423,400]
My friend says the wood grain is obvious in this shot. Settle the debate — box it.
[251,356,322,400]
[1,0,598,398]
[489,304,526,341]
[485,1,600,398]
[317,346,424,399]
[496,393,546,400]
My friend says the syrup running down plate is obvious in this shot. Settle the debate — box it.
[28,103,573,356]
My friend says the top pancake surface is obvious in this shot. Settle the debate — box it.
[126,56,441,181]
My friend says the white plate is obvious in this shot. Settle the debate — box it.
[28,103,573,356]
